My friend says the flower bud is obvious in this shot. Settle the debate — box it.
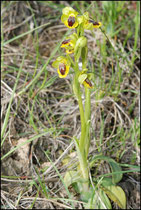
[74,36,87,62]
[74,36,87,53]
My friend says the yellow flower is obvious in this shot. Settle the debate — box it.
[61,7,79,28]
[83,12,102,30]
[78,69,93,88]
[52,56,70,78]
[61,39,75,54]
[61,33,78,54]
[88,19,102,28]
[61,39,71,48]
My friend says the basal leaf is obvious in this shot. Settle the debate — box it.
[89,155,123,184]
[101,177,113,187]
[102,185,126,209]
[84,188,112,209]
[100,189,112,209]
[64,170,82,187]
[108,160,122,184]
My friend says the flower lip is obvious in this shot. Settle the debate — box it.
[89,19,100,26]
[84,78,93,88]
[83,13,102,29]
[66,49,74,54]
[62,39,71,45]
[68,16,75,27]
[59,63,66,75]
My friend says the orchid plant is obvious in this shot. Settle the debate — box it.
[52,7,126,209]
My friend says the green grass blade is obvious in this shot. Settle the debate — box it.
[1,51,26,140]
[17,30,70,97]
[1,130,54,160]
[2,22,50,47]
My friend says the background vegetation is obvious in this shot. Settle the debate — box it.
[1,1,140,209]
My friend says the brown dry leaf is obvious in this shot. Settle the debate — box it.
[16,138,30,174]
[40,162,52,169]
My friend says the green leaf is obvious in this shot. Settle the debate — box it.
[80,187,93,202]
[101,177,113,187]
[72,181,83,194]
[89,155,123,184]
[102,185,126,209]
[64,170,82,187]
[100,189,112,209]
[84,188,112,209]
[73,137,88,181]
[108,160,122,184]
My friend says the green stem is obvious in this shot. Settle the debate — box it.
[85,87,91,158]
[66,54,75,70]
[78,92,86,153]
[74,138,89,192]
[73,26,89,189]
[74,62,86,155]
[73,63,89,185]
